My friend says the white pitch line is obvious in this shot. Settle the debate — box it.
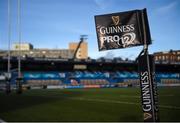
[72,97,140,105]
[0,118,6,123]
[159,95,174,97]
[159,105,180,110]
[69,97,180,110]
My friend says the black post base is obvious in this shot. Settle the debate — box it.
[16,77,23,94]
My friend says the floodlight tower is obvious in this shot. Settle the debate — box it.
[16,0,22,94]
[73,35,88,59]
[6,0,11,94]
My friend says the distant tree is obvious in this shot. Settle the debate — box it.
[125,58,129,61]
[170,49,173,53]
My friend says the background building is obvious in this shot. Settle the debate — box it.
[0,42,88,59]
[154,50,180,63]
[69,42,88,59]
[10,49,74,59]
[12,43,33,51]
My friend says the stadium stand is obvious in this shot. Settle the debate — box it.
[70,79,79,86]
[0,70,180,89]
[0,57,179,89]
[80,79,109,85]
[6,71,177,88]
[26,79,61,86]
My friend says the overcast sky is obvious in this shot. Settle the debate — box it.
[0,0,180,59]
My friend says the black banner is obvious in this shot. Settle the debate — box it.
[95,8,151,51]
[138,54,159,122]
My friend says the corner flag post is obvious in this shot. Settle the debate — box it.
[94,8,159,122]
[138,43,159,122]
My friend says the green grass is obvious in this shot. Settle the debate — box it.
[0,87,180,122]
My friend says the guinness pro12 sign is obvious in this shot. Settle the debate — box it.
[95,8,151,51]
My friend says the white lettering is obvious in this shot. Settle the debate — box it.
[99,24,135,35]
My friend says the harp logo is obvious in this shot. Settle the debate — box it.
[144,113,152,120]
[112,16,120,25]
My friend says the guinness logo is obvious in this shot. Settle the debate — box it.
[144,113,152,120]
[112,16,120,25]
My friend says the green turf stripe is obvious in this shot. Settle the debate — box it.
[69,97,180,110]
